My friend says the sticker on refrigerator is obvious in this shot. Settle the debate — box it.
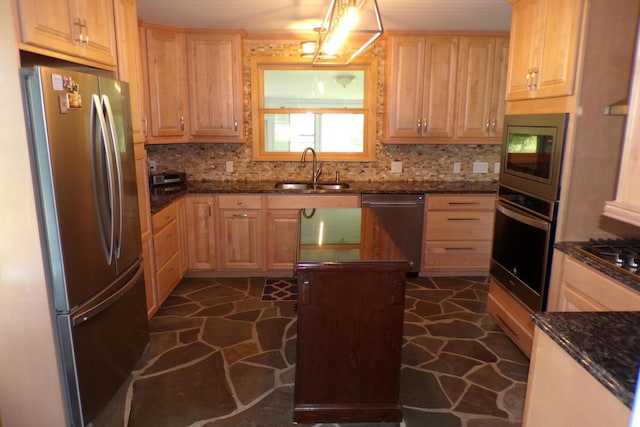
[51,73,64,91]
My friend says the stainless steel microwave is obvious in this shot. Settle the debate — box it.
[499,113,568,202]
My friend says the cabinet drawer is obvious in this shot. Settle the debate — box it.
[425,211,494,240]
[154,220,179,268]
[218,194,263,209]
[156,253,181,303]
[267,194,360,209]
[562,257,640,310]
[152,203,177,231]
[487,279,534,356]
[423,241,491,270]
[427,194,495,211]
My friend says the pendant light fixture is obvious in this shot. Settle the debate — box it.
[301,0,383,64]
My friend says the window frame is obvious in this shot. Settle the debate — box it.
[250,56,378,161]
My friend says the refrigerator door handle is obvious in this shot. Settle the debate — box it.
[92,94,116,264]
[72,259,143,326]
[101,94,124,260]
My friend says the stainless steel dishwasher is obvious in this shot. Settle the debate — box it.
[361,194,425,274]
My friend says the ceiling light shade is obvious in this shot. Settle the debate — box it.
[311,0,384,64]
[335,74,356,88]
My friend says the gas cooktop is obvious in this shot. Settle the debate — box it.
[578,239,640,275]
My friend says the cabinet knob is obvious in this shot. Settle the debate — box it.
[237,200,243,205]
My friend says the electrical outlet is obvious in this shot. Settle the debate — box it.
[453,162,461,173]
[472,161,489,173]
[390,161,402,173]
[225,161,234,173]
[148,160,157,172]
[494,162,501,173]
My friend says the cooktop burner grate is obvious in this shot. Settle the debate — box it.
[579,238,640,274]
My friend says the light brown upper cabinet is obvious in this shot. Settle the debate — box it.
[455,36,509,140]
[505,0,584,101]
[384,35,458,141]
[16,0,116,67]
[142,24,189,140]
[113,0,145,143]
[140,23,245,144]
[187,33,243,139]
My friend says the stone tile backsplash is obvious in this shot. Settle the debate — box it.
[146,38,501,183]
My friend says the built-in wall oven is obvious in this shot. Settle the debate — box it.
[490,113,568,312]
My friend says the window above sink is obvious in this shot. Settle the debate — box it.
[250,56,378,162]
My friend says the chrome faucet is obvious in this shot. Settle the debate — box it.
[301,147,322,185]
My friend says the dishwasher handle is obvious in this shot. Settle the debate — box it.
[362,201,423,207]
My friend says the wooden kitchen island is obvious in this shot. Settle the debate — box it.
[293,208,411,423]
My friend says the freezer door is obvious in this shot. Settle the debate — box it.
[23,67,118,311]
[98,77,142,274]
[57,260,149,425]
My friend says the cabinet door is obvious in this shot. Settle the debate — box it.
[17,0,76,56]
[141,235,157,318]
[421,36,458,138]
[535,0,583,98]
[456,36,497,138]
[75,0,116,65]
[144,27,188,138]
[114,0,145,142]
[133,144,151,237]
[490,37,510,138]
[218,210,264,270]
[506,0,544,100]
[266,210,299,270]
[175,198,189,275]
[385,36,426,138]
[186,195,217,269]
[187,33,243,139]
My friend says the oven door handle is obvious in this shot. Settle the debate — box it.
[496,202,550,231]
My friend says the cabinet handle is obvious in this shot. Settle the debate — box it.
[142,116,148,136]
[448,202,480,206]
[416,118,421,132]
[531,67,539,90]
[301,280,310,305]
[485,119,490,134]
[236,200,243,205]
[180,115,185,131]
[232,213,249,218]
[207,202,211,217]
[447,217,480,221]
[491,118,497,132]
[444,247,476,251]
[234,118,238,132]
[74,18,87,45]
[423,118,428,134]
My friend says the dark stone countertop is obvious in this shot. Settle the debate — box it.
[531,311,640,409]
[150,180,498,214]
[554,241,640,294]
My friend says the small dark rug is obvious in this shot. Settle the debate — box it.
[261,278,297,301]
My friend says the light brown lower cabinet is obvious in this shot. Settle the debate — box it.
[422,194,495,275]
[186,195,217,270]
[486,278,534,357]
[266,210,299,271]
[522,328,630,426]
[549,252,640,311]
[218,194,264,270]
[141,233,157,317]
[151,201,185,306]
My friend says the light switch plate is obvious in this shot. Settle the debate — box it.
[390,161,402,173]
[453,162,461,173]
[225,161,234,173]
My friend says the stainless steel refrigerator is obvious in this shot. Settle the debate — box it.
[22,66,149,426]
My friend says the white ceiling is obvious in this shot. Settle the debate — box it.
[136,0,513,34]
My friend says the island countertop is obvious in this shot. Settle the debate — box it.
[531,311,640,409]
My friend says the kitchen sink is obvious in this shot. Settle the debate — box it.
[274,182,350,191]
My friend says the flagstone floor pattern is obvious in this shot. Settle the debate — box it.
[92,276,529,427]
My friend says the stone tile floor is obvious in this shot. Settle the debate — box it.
[92,276,529,427]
